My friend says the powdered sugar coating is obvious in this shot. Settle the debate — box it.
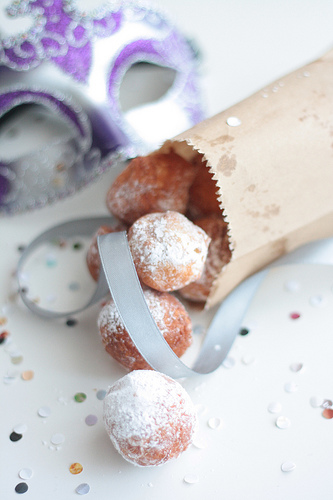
[98,288,192,370]
[106,153,197,224]
[180,215,231,302]
[86,222,127,281]
[128,211,211,292]
[103,370,197,466]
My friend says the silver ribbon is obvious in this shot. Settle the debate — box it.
[17,218,333,377]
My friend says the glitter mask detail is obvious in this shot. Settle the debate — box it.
[0,0,203,214]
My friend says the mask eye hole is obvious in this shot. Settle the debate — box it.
[0,104,73,161]
[119,62,177,113]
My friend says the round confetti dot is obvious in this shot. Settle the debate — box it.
[183,474,199,484]
[310,396,324,408]
[46,254,57,267]
[322,408,333,419]
[226,116,241,127]
[284,280,300,292]
[51,433,65,445]
[70,463,83,475]
[281,461,296,472]
[74,392,87,403]
[15,482,28,494]
[290,312,300,320]
[241,354,256,365]
[267,402,282,414]
[73,242,83,251]
[69,282,80,291]
[11,354,23,365]
[290,362,303,373]
[193,324,205,335]
[13,424,27,434]
[222,357,235,369]
[85,414,98,426]
[239,327,250,336]
[96,389,106,400]
[38,406,51,418]
[18,468,33,480]
[207,417,222,429]
[284,382,298,393]
[309,294,327,307]
[192,434,208,450]
[66,318,78,327]
[21,370,34,381]
[0,316,8,325]
[3,370,19,384]
[75,483,90,495]
[275,416,291,429]
[10,432,23,442]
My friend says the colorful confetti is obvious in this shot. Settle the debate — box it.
[239,328,250,336]
[15,482,28,494]
[18,468,33,480]
[38,406,51,418]
[74,393,87,403]
[183,474,200,484]
[281,461,296,472]
[66,318,78,327]
[207,417,222,430]
[10,432,23,442]
[21,370,34,381]
[69,463,83,475]
[267,402,282,414]
[75,483,90,495]
[85,414,98,426]
[51,433,65,446]
[96,389,106,401]
[275,416,291,429]
[290,312,301,320]
[322,408,333,419]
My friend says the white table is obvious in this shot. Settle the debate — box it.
[2,1,333,498]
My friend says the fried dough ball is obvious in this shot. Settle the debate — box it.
[98,287,192,371]
[187,155,221,219]
[179,215,231,302]
[86,223,127,281]
[106,152,197,224]
[128,211,211,292]
[103,370,197,466]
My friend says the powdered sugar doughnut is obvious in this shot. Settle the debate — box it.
[106,152,197,225]
[86,223,127,281]
[128,211,211,292]
[98,288,192,370]
[103,370,197,466]
[179,215,231,302]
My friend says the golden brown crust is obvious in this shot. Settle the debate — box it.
[106,152,197,224]
[86,223,127,281]
[98,289,192,371]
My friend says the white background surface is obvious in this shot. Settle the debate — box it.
[2,0,333,498]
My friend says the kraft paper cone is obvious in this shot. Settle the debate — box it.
[159,49,333,308]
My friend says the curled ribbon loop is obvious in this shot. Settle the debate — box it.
[17,216,333,378]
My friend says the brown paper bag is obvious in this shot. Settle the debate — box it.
[159,49,333,308]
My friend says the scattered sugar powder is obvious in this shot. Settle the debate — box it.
[103,370,197,467]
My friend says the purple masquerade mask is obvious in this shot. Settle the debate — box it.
[0,0,203,214]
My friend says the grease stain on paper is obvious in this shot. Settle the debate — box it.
[216,153,237,176]
[248,204,280,219]
[209,135,234,147]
